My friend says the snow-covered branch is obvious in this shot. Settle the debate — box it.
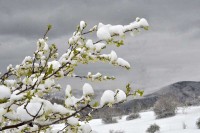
[0,17,148,132]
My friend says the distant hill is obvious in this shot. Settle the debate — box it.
[122,81,200,113]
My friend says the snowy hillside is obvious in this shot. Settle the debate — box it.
[53,106,200,133]
[89,106,200,133]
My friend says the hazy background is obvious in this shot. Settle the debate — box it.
[0,0,200,96]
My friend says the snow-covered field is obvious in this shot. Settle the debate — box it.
[53,106,200,133]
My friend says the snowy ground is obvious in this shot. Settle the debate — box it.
[53,106,200,133]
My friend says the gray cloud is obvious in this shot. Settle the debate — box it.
[0,0,200,94]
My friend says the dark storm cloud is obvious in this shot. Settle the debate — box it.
[0,0,200,93]
[0,0,199,37]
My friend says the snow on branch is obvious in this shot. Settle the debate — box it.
[0,17,148,132]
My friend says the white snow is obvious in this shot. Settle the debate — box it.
[65,85,72,98]
[52,106,200,133]
[138,18,149,28]
[124,17,149,31]
[80,124,92,133]
[94,43,106,52]
[48,60,61,70]
[10,90,25,101]
[37,38,48,51]
[59,49,71,63]
[65,96,79,107]
[22,56,32,64]
[97,23,111,40]
[88,72,102,81]
[7,64,13,71]
[67,117,79,126]
[4,79,17,87]
[99,54,110,59]
[80,21,86,30]
[52,103,74,115]
[117,58,131,68]
[37,84,45,91]
[0,108,6,122]
[115,89,126,103]
[97,18,149,40]
[0,85,11,99]
[89,106,200,133]
[22,77,32,85]
[44,78,55,88]
[3,111,18,120]
[100,90,115,106]
[82,83,94,96]
[16,102,44,121]
[86,39,94,50]
[109,25,124,36]
[109,50,118,62]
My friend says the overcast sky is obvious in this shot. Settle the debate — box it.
[0,0,200,95]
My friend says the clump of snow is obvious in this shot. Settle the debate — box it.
[94,43,106,52]
[97,18,149,41]
[10,90,25,101]
[115,89,126,103]
[37,38,48,51]
[86,39,94,50]
[22,56,32,65]
[67,117,79,126]
[29,125,39,132]
[0,108,6,122]
[22,77,32,85]
[80,21,86,30]
[80,124,92,133]
[68,33,81,45]
[124,17,149,31]
[82,83,94,96]
[3,111,18,120]
[65,85,72,98]
[16,102,44,121]
[117,58,130,68]
[48,60,61,70]
[4,79,17,87]
[0,85,11,99]
[100,90,115,106]
[44,78,55,88]
[65,96,79,107]
[7,64,13,71]
[31,97,53,113]
[138,18,149,28]
[99,54,110,59]
[109,25,125,36]
[37,84,45,91]
[97,23,111,40]
[52,103,74,115]
[109,50,118,62]
[88,72,102,81]
[59,50,71,64]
